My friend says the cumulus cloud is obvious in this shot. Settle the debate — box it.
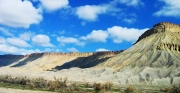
[96,48,110,52]
[117,0,143,6]
[20,49,41,55]
[0,44,19,54]
[67,47,79,52]
[80,30,108,42]
[0,43,41,55]
[7,38,30,47]
[40,0,69,11]
[59,30,66,34]
[43,48,61,52]
[154,0,180,17]
[19,32,35,41]
[0,27,14,36]
[0,0,42,28]
[57,36,85,46]
[75,5,108,21]
[44,48,54,52]
[32,34,54,47]
[57,36,79,43]
[108,26,148,43]
[75,0,125,21]
[0,37,6,44]
[123,18,136,24]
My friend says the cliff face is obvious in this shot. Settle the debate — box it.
[0,51,122,71]
[135,22,180,44]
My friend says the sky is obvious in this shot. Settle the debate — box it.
[0,0,180,55]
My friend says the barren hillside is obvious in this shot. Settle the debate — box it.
[95,22,180,84]
[0,51,122,71]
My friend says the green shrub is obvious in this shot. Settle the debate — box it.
[93,83,101,93]
[103,82,113,91]
[169,84,180,93]
[48,77,68,92]
[124,86,135,93]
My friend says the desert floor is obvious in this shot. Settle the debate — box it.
[0,87,55,93]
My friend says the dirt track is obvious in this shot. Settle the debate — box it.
[0,88,55,93]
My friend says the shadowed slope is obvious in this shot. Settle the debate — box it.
[0,55,24,67]
[54,52,114,70]
[11,53,43,67]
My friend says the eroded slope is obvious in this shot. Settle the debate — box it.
[96,22,180,85]
[0,51,122,71]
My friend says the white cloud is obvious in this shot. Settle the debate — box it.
[44,48,53,52]
[40,0,69,11]
[67,47,79,52]
[76,5,108,21]
[80,30,108,42]
[19,48,41,55]
[43,48,61,52]
[59,30,66,34]
[57,36,85,46]
[154,0,180,17]
[55,49,60,52]
[76,42,86,46]
[96,48,110,52]
[0,0,42,28]
[0,44,19,54]
[19,32,35,41]
[108,26,148,43]
[117,0,143,6]
[74,0,122,21]
[123,18,136,24]
[32,34,54,47]
[57,36,79,43]
[7,38,30,47]
[0,27,14,36]
[0,43,41,55]
[0,37,6,44]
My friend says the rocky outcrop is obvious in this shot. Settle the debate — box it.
[24,50,123,57]
[155,43,180,52]
[135,22,180,44]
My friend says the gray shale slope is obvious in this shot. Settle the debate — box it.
[96,22,180,85]
[0,22,180,85]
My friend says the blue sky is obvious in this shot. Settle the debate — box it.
[0,0,180,55]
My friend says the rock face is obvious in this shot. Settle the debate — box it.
[96,22,180,85]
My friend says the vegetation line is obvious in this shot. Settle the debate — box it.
[0,75,179,93]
